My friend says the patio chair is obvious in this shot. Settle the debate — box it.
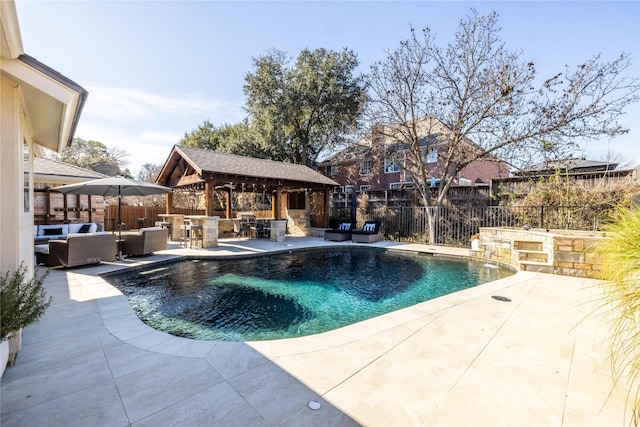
[351,221,384,243]
[48,233,117,268]
[121,227,168,256]
[324,221,356,242]
[234,219,254,238]
[252,222,269,238]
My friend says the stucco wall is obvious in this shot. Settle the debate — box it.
[0,74,33,274]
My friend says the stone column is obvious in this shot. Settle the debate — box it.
[201,216,219,248]
[270,220,287,242]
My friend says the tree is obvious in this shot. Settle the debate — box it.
[179,120,279,160]
[244,48,367,167]
[136,163,163,183]
[49,138,130,177]
[367,10,639,243]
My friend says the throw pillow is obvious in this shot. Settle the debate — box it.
[339,223,350,231]
[78,224,91,233]
[43,227,63,236]
[363,223,375,232]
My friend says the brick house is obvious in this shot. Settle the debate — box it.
[317,118,510,207]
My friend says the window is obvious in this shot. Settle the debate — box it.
[425,149,437,164]
[327,165,337,176]
[360,185,371,192]
[384,158,400,173]
[360,160,372,175]
[389,182,402,190]
[459,178,472,186]
[344,185,355,194]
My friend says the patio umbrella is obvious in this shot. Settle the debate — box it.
[55,176,172,259]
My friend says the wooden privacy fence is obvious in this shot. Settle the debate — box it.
[104,206,205,231]
[332,205,616,246]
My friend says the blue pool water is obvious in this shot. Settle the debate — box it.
[104,247,514,341]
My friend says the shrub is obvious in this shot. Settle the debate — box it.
[596,206,640,424]
[0,262,52,341]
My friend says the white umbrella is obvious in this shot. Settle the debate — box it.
[56,177,172,259]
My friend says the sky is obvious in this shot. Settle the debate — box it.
[15,0,640,176]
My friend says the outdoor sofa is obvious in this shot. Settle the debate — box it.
[44,233,117,268]
[351,221,384,243]
[34,222,98,243]
[324,221,357,241]
[121,227,168,256]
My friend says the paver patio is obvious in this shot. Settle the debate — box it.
[0,237,629,426]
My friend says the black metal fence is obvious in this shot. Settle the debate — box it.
[331,204,616,246]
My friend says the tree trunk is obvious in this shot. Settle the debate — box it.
[426,206,439,245]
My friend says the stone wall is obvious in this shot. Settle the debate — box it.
[473,227,605,278]
[285,209,309,236]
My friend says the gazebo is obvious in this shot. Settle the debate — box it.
[155,145,339,236]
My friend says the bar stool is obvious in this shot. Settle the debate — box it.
[179,222,190,248]
[189,225,204,248]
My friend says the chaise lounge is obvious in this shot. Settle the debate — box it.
[121,227,168,256]
[324,221,356,241]
[351,221,383,243]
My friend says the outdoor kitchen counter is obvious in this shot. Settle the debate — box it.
[184,215,219,248]
[157,214,184,242]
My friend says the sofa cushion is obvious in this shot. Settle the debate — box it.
[38,224,69,236]
[42,227,63,236]
[140,227,163,233]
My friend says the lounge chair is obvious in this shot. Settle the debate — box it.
[48,233,117,267]
[121,227,168,256]
[351,221,383,243]
[324,221,356,241]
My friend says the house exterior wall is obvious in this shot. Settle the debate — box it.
[320,145,509,192]
[0,74,33,274]
[1,3,86,276]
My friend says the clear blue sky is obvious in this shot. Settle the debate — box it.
[15,1,640,175]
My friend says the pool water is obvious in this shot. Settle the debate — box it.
[104,247,513,341]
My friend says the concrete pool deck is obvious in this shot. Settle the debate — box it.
[0,236,629,426]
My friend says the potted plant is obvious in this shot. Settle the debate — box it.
[0,262,51,375]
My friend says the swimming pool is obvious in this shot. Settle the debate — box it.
[104,247,514,341]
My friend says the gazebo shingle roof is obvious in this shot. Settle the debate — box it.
[171,145,338,187]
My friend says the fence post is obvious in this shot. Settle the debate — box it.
[540,205,544,229]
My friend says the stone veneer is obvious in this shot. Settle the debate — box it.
[472,227,605,278]
[270,220,287,242]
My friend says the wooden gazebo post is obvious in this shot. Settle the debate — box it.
[165,191,173,214]
[274,186,283,220]
[324,189,331,227]
[205,182,215,216]
[225,186,233,219]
